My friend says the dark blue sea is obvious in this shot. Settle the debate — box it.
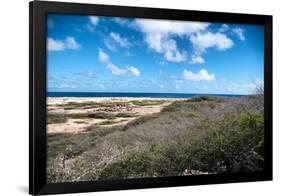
[47,92,242,98]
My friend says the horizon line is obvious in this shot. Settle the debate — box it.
[47,91,246,96]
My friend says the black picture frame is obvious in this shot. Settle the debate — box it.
[29,1,273,195]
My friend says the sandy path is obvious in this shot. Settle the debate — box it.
[48,118,102,134]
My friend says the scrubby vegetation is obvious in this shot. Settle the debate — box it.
[47,95,264,183]
[47,113,67,124]
[69,112,116,120]
[131,100,165,106]
[47,112,139,124]
[57,99,166,110]
[99,111,264,179]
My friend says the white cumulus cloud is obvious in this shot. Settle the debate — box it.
[135,19,209,36]
[135,19,209,63]
[106,63,127,76]
[47,38,65,51]
[98,48,110,64]
[112,18,238,64]
[219,24,229,32]
[113,17,128,26]
[189,55,205,64]
[127,66,140,77]
[190,32,234,52]
[232,28,245,41]
[112,17,136,28]
[189,32,233,63]
[98,48,140,77]
[104,32,132,51]
[110,32,131,48]
[183,69,215,81]
[47,36,80,51]
[114,18,236,64]
[145,34,187,62]
[65,37,81,49]
[89,16,99,26]
[104,40,116,51]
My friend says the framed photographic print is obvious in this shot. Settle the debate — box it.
[29,1,272,195]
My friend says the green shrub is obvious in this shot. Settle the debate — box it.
[161,101,198,113]
[98,102,128,107]
[181,112,264,173]
[131,100,164,106]
[65,101,98,108]
[69,112,116,120]
[63,106,77,110]
[95,120,117,125]
[99,152,152,180]
[69,112,136,120]
[189,96,216,102]
[186,111,200,118]
[115,112,138,118]
[161,101,183,112]
[47,113,67,124]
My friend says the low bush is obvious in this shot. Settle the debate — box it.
[189,96,216,102]
[188,112,264,173]
[161,101,184,112]
[115,112,138,118]
[186,111,200,118]
[99,152,153,180]
[131,100,165,106]
[47,113,67,124]
[69,112,116,120]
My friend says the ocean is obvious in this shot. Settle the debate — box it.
[47,92,242,98]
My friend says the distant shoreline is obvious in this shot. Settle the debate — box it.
[47,97,187,106]
[47,92,243,99]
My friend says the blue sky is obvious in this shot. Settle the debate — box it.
[47,14,264,95]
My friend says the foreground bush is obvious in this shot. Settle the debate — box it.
[99,111,264,180]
